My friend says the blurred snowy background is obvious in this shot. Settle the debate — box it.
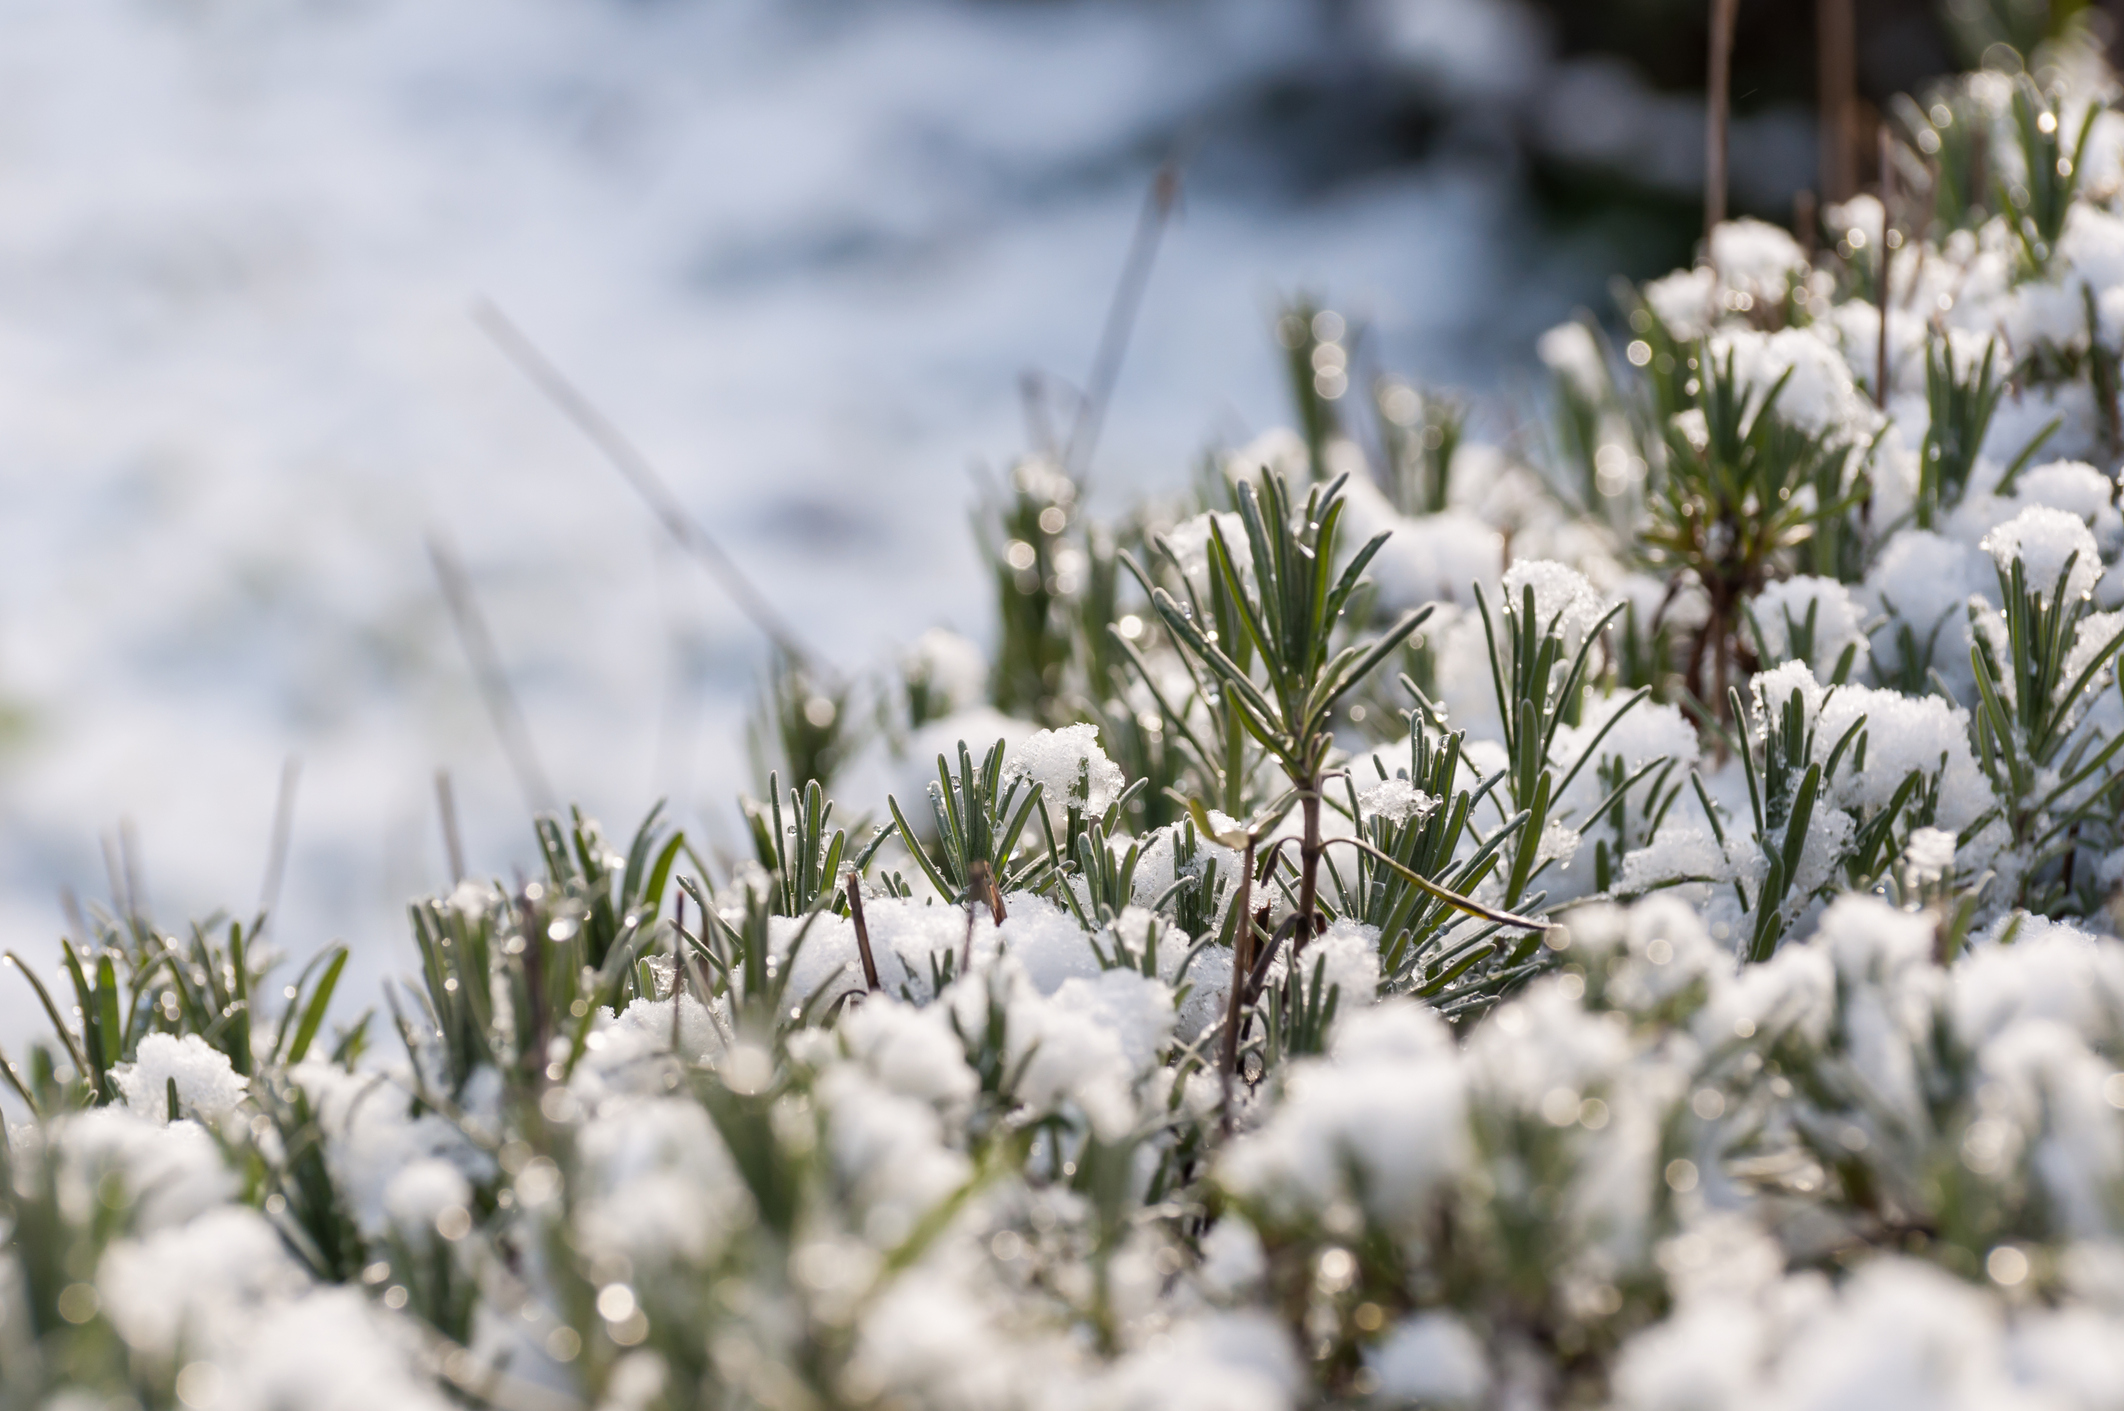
[0,0,1962,1021]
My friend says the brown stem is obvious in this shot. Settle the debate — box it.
[1714,600,1733,722]
[670,892,686,1051]
[1690,571,1742,730]
[1818,0,1858,202]
[1218,833,1259,1136]
[1877,127,1895,410]
[1684,611,1712,711]
[1063,159,1181,480]
[1293,780,1323,956]
[674,890,686,998]
[846,873,881,992]
[1705,0,1739,235]
[962,860,991,973]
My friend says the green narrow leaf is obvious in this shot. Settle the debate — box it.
[644,831,686,917]
[58,943,108,1097]
[887,793,959,901]
[286,948,349,1065]
[94,952,124,1073]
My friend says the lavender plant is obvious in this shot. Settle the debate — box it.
[15,23,2124,1411]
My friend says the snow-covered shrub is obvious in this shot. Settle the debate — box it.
[15,23,2124,1411]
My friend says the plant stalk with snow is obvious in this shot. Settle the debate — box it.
[742,775,849,918]
[1969,517,2124,912]
[1474,568,1645,915]
[887,740,1048,917]
[1145,470,1427,954]
[1642,347,1858,713]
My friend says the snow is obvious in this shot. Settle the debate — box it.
[1708,327,1882,440]
[1335,477,1503,611]
[817,1063,974,1235]
[834,995,978,1113]
[1195,1213,1268,1299]
[1643,266,1718,340]
[1357,775,1435,826]
[1005,723,1128,830]
[1565,897,1732,1013]
[2011,461,2122,545]
[381,1157,472,1242]
[1750,575,1870,682]
[1620,825,1729,893]
[222,1289,455,1411]
[1500,557,1609,644]
[833,892,988,1002]
[1272,920,1382,1009]
[1163,511,1255,592]
[288,1058,495,1238]
[574,1094,749,1267]
[1983,505,2104,603]
[998,893,1108,996]
[1903,826,1958,881]
[1220,999,1467,1231]
[1367,1311,1491,1405]
[1538,320,1608,401]
[904,628,992,719]
[1706,218,1807,304]
[1758,1260,2026,1411]
[112,1031,248,1124]
[46,1106,236,1231]
[1096,1311,1301,1411]
[1555,695,1700,817]
[98,1207,308,1362]
[1129,821,1241,928]
[1864,528,1994,685]
[1812,684,1995,833]
[1006,966,1175,1140]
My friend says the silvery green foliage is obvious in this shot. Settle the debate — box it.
[14,881,2124,1410]
[18,32,2124,1411]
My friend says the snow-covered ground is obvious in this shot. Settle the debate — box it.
[0,0,1617,1020]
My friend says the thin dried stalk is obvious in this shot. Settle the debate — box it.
[1706,0,1740,234]
[1819,0,1859,201]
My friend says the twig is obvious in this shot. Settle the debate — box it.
[58,889,90,950]
[1062,159,1183,480]
[847,872,881,992]
[427,535,559,818]
[471,299,821,667]
[435,769,467,885]
[1019,371,1062,462]
[1818,0,1858,202]
[960,862,983,974]
[1246,913,1305,1006]
[118,820,148,925]
[256,756,302,931]
[1321,836,1550,931]
[1705,0,1740,235]
[1877,126,1895,410]
[1218,831,1258,1136]
[99,835,129,926]
[672,889,687,1003]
